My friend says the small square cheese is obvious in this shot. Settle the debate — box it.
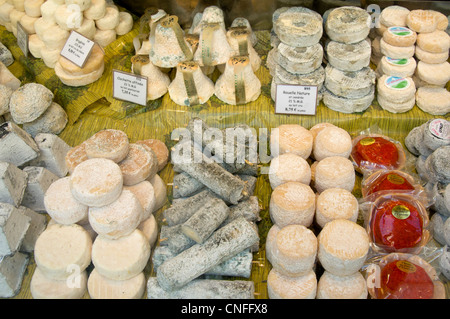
[0,251,29,297]
[0,202,31,256]
[17,206,47,253]
[0,161,28,207]
[0,121,40,166]
[21,166,59,212]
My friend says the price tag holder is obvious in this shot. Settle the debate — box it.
[16,22,29,57]
[60,31,95,68]
[112,70,148,106]
[274,84,318,116]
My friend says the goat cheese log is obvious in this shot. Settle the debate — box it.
[156,217,259,291]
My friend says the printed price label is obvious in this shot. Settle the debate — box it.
[112,70,148,106]
[60,31,95,68]
[275,84,318,115]
[16,22,29,57]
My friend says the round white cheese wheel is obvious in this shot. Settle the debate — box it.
[9,82,53,124]
[377,94,415,113]
[115,11,133,36]
[277,42,323,75]
[23,0,43,17]
[324,65,376,99]
[19,14,37,34]
[124,180,156,222]
[118,143,158,186]
[91,229,150,281]
[137,214,158,247]
[416,61,450,86]
[12,0,25,12]
[84,129,129,163]
[74,17,96,40]
[380,56,416,77]
[274,7,322,47]
[70,157,123,207]
[268,153,311,189]
[28,33,44,58]
[65,142,88,174]
[87,268,145,299]
[44,176,89,225]
[34,17,56,39]
[55,4,83,30]
[40,47,60,68]
[314,156,355,194]
[317,271,368,299]
[58,43,103,76]
[322,87,374,114]
[135,139,169,172]
[380,37,415,59]
[310,122,336,140]
[431,10,448,31]
[379,5,410,27]
[312,125,352,161]
[93,28,116,47]
[40,0,58,23]
[55,61,105,86]
[416,30,450,54]
[269,181,316,228]
[382,26,417,47]
[95,5,119,30]
[325,6,371,44]
[267,268,317,299]
[270,124,313,160]
[34,223,92,280]
[31,267,87,299]
[9,8,25,29]
[88,189,143,239]
[83,0,105,20]
[406,9,438,33]
[266,224,317,277]
[415,45,449,64]
[0,3,14,23]
[325,39,371,72]
[315,188,359,228]
[415,87,450,115]
[41,24,70,50]
[317,219,369,276]
[377,75,416,103]
[147,174,166,212]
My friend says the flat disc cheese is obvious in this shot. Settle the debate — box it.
[23,0,43,17]
[88,268,145,299]
[415,87,450,115]
[314,156,355,194]
[315,188,359,228]
[31,267,87,299]
[326,39,371,72]
[325,6,371,44]
[317,219,369,276]
[377,75,416,103]
[115,11,133,36]
[277,42,323,75]
[415,45,449,64]
[267,268,317,299]
[377,94,415,113]
[274,7,322,47]
[58,43,104,76]
[69,157,123,207]
[380,37,415,59]
[65,142,88,174]
[55,61,105,87]
[317,271,368,299]
[383,26,417,47]
[118,143,158,186]
[266,224,317,277]
[124,180,156,222]
[416,61,450,86]
[83,0,106,20]
[324,65,376,99]
[322,86,374,114]
[95,5,119,31]
[88,189,143,239]
[270,124,313,160]
[135,139,169,172]
[380,56,416,77]
[34,223,92,280]
[44,176,89,225]
[406,10,438,33]
[380,5,410,27]
[91,229,150,281]
[416,30,450,54]
[28,33,44,58]
[84,129,129,163]
[268,153,311,189]
[269,181,316,228]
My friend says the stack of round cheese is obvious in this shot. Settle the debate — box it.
[32,129,168,298]
[7,82,68,137]
[266,224,318,299]
[24,0,133,69]
[323,6,375,113]
[269,7,325,105]
[316,219,369,298]
[405,9,450,115]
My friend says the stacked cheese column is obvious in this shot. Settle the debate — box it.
[268,7,325,105]
[266,123,369,298]
[0,0,42,38]
[322,6,375,114]
[375,6,417,113]
[31,129,168,299]
[408,10,450,116]
[26,0,133,68]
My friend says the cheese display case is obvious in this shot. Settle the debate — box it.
[0,0,449,300]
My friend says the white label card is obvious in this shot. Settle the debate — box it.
[275,84,318,116]
[112,70,148,106]
[60,31,95,68]
[16,22,29,57]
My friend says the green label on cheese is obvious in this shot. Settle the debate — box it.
[385,76,410,90]
[388,26,413,36]
[386,57,410,66]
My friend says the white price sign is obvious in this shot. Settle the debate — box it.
[275,84,318,116]
[60,31,95,68]
[112,70,148,106]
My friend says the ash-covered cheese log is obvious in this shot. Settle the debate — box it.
[163,189,216,226]
[0,122,40,166]
[147,277,255,299]
[172,172,205,198]
[156,216,259,291]
[172,141,247,205]
[163,225,196,255]
[181,196,229,244]
[223,196,261,225]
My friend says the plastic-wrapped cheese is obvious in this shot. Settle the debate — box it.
[325,6,371,44]
[383,26,417,47]
[317,219,369,276]
[269,181,316,228]
[377,75,416,103]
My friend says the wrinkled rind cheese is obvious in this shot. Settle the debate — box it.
[325,6,371,44]
[326,39,371,72]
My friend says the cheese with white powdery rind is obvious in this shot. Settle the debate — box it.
[380,37,415,59]
[324,65,376,99]
[379,56,416,77]
[415,87,450,115]
[322,86,374,114]
[325,6,371,44]
[379,5,410,27]
[277,42,323,75]
[325,39,371,72]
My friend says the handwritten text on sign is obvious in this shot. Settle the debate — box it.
[275,84,318,116]
[60,31,95,68]
[112,70,148,106]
